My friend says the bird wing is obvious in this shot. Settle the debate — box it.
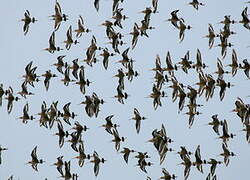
[94,0,100,12]
[31,146,38,160]
[135,119,141,134]
[94,161,100,176]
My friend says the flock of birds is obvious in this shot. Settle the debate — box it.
[1,0,250,179]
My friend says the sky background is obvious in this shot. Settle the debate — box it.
[0,0,250,179]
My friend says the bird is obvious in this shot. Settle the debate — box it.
[50,1,68,31]
[27,146,44,171]
[163,51,177,75]
[216,35,233,59]
[187,85,198,106]
[185,104,202,128]
[44,31,62,53]
[5,86,20,114]
[101,115,119,135]
[51,156,64,176]
[177,51,193,74]
[220,23,236,39]
[132,108,146,133]
[132,108,146,134]
[75,66,91,94]
[192,145,206,173]
[114,68,125,90]
[61,67,75,86]
[54,121,69,148]
[218,120,236,145]
[214,58,229,79]
[83,36,100,66]
[117,48,131,68]
[166,10,180,29]
[219,143,236,166]
[188,0,205,10]
[112,8,128,29]
[207,114,223,135]
[90,151,106,177]
[22,61,39,87]
[148,124,173,164]
[74,15,90,38]
[135,151,152,173]
[138,19,155,38]
[219,15,236,25]
[120,147,136,164]
[67,131,83,152]
[53,55,67,74]
[37,101,50,128]
[203,24,219,49]
[114,84,128,104]
[207,158,222,176]
[17,81,34,98]
[231,97,248,123]
[60,161,73,180]
[21,10,37,35]
[89,92,105,118]
[111,127,125,151]
[177,146,192,161]
[71,121,89,139]
[129,23,140,49]
[239,7,250,30]
[239,59,250,79]
[48,101,60,126]
[64,26,79,50]
[41,70,57,91]
[204,74,216,101]
[177,84,186,113]
[159,168,176,180]
[17,102,34,124]
[216,77,232,101]
[178,18,191,43]
[61,102,76,126]
[227,49,239,77]
[179,154,192,180]
[73,143,90,167]
[192,49,207,72]
[69,58,80,80]
[100,48,115,70]
[149,84,165,110]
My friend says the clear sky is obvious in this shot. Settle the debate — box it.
[0,0,250,179]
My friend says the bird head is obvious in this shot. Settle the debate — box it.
[172,174,177,179]
[231,152,236,156]
[63,14,68,21]
[74,40,79,45]
[168,148,174,152]
[101,158,106,163]
[39,159,45,163]
[230,133,236,138]
[32,17,37,23]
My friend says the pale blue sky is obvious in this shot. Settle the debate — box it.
[0,0,250,179]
